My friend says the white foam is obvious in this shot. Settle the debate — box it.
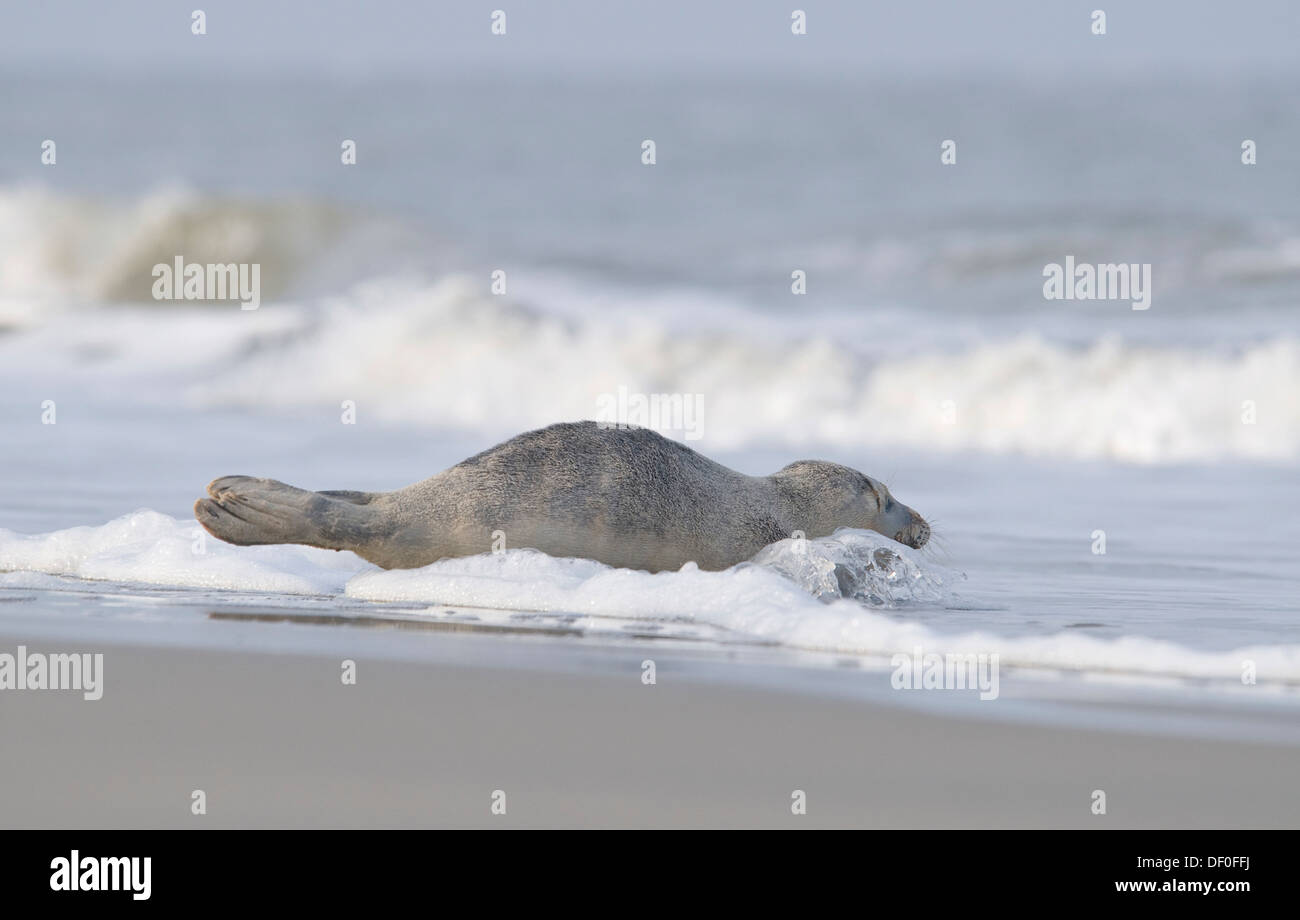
[0,510,370,595]
[4,512,1294,685]
[345,539,1300,685]
[181,275,1300,464]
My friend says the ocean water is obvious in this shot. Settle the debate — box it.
[1,72,1297,713]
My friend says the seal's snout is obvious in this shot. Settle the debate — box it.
[895,514,930,549]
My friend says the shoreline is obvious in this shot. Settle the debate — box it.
[3,626,1299,828]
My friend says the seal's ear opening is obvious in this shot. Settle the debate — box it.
[863,476,890,512]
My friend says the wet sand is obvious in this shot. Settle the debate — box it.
[2,632,1297,828]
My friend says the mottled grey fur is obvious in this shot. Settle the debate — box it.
[194,421,930,572]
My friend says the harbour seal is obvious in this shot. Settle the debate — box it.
[194,421,930,572]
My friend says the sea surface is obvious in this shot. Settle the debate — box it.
[1,72,1297,728]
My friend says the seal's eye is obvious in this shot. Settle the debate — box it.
[885,498,895,512]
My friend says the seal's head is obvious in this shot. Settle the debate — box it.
[772,461,930,549]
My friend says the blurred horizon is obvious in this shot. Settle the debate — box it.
[3,0,1299,80]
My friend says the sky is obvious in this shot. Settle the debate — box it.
[1,0,1297,80]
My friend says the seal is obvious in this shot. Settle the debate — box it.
[194,421,930,572]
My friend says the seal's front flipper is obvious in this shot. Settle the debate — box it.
[194,476,380,551]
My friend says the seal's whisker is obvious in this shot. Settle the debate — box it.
[921,527,952,558]
[920,536,954,564]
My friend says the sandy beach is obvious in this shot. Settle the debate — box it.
[3,627,1297,829]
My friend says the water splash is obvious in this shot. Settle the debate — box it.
[750,528,962,606]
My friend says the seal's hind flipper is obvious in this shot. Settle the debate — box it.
[195,476,379,551]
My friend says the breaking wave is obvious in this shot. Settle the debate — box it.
[0,185,416,319]
[3,186,1297,464]
[183,275,1299,464]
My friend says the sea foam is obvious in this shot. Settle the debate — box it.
[3,512,1297,685]
[194,275,1299,464]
